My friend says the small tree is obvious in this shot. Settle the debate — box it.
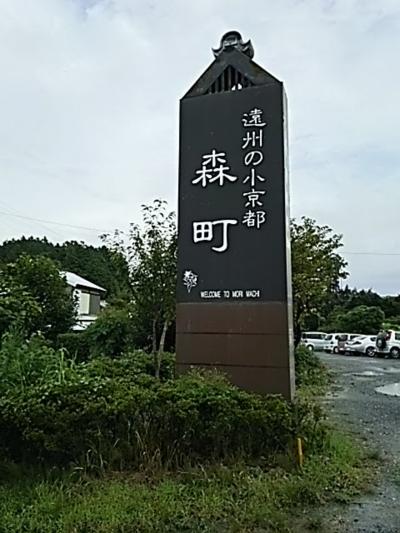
[85,304,138,358]
[2,255,76,340]
[129,201,176,376]
[0,276,41,339]
[103,200,177,377]
[291,217,348,344]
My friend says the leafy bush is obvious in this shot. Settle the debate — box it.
[0,364,325,470]
[0,334,327,471]
[56,331,91,361]
[0,331,75,395]
[85,350,175,381]
[0,279,41,340]
[0,255,76,340]
[83,306,137,357]
[57,306,144,360]
[295,345,329,391]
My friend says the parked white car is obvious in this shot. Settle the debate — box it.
[375,330,400,358]
[344,336,376,357]
[323,333,363,354]
[323,333,342,353]
[300,332,327,352]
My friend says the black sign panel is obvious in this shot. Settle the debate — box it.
[177,83,289,303]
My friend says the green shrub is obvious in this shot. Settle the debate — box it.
[85,350,175,381]
[56,331,91,361]
[57,307,147,360]
[0,334,326,471]
[295,345,329,391]
[0,368,325,470]
[83,306,137,357]
[0,331,76,395]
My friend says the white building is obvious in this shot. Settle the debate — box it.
[63,271,106,330]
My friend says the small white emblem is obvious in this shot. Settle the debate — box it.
[183,270,198,293]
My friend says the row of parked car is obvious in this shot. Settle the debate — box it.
[301,330,400,358]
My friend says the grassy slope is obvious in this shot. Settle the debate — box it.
[0,431,370,533]
[0,350,375,532]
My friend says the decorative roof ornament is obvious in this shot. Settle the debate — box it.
[212,31,254,59]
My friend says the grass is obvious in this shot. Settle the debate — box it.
[0,431,371,533]
[0,346,375,532]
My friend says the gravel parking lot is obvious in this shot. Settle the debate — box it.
[319,352,400,533]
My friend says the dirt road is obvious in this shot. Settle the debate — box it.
[320,352,400,533]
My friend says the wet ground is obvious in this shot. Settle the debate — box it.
[319,351,400,533]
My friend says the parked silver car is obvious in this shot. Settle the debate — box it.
[344,336,376,357]
[323,333,342,353]
[324,333,362,354]
[300,332,327,352]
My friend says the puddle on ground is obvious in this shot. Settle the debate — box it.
[370,367,400,374]
[382,367,400,374]
[375,383,400,397]
[357,359,400,372]
[354,371,384,377]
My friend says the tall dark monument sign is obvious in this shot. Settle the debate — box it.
[176,32,295,399]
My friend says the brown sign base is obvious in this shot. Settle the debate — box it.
[176,302,295,399]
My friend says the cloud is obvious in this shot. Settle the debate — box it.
[0,0,399,293]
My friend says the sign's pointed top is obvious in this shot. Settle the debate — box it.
[212,31,254,59]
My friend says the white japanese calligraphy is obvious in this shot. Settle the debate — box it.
[193,221,213,242]
[192,149,237,187]
[193,219,238,253]
[244,150,264,167]
[242,108,266,128]
[241,107,267,229]
[202,150,226,167]
[243,188,266,208]
[242,130,263,149]
[243,168,265,187]
[242,210,266,229]
[209,164,237,186]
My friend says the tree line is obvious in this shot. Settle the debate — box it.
[1,200,398,360]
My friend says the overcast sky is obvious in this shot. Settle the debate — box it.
[1,0,399,294]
